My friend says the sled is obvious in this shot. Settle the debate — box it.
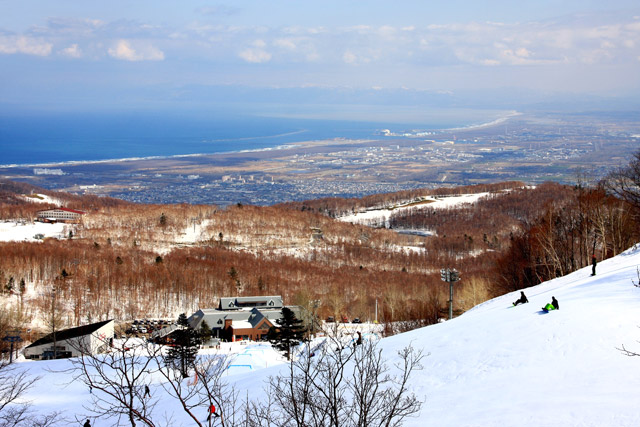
[541,304,556,313]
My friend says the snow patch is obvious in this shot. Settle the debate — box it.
[338,192,490,227]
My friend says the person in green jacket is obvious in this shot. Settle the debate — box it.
[542,296,559,312]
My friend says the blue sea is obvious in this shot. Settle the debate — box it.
[0,109,510,167]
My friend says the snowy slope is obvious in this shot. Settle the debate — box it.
[12,244,640,426]
[388,243,640,427]
[338,192,490,228]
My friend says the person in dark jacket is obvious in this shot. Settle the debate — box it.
[83,420,91,427]
[513,291,529,306]
[591,254,597,276]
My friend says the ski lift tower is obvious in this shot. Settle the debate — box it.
[440,268,461,320]
[2,331,23,363]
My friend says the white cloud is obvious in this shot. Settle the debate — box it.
[342,50,374,65]
[60,43,82,58]
[0,35,52,56]
[343,50,357,64]
[252,39,267,48]
[239,47,272,63]
[305,51,320,62]
[274,38,297,50]
[108,39,164,61]
[481,58,500,66]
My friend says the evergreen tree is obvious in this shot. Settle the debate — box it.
[199,320,213,343]
[164,313,201,378]
[268,307,306,361]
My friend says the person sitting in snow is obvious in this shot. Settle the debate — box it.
[513,291,529,306]
[542,296,559,312]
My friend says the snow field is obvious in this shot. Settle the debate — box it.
[337,192,491,227]
[7,244,640,426]
[0,221,67,242]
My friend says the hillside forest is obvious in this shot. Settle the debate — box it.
[0,151,639,349]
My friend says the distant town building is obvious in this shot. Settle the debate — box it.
[24,319,114,360]
[187,296,302,342]
[36,207,85,223]
[33,168,66,176]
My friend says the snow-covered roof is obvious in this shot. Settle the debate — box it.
[230,320,253,329]
[218,296,283,310]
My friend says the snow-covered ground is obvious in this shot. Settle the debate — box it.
[18,193,60,205]
[0,221,67,242]
[1,193,68,242]
[338,192,490,228]
[8,244,640,426]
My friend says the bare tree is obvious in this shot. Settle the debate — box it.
[65,337,159,427]
[0,360,61,427]
[618,343,640,357]
[65,335,239,427]
[191,356,239,427]
[136,346,239,427]
[604,149,640,219]
[247,334,424,427]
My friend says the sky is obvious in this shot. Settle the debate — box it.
[1,0,640,114]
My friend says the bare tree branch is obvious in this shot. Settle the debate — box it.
[249,332,424,427]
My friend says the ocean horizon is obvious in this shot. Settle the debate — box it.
[0,108,514,167]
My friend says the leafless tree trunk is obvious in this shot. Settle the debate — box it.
[192,356,239,427]
[65,336,239,427]
[64,337,159,427]
[247,334,424,427]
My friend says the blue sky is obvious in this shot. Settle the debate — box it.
[1,0,639,114]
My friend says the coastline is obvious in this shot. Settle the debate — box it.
[442,110,521,132]
[0,111,520,169]
[0,138,380,170]
[0,143,303,169]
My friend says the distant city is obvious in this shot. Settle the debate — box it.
[2,111,638,205]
